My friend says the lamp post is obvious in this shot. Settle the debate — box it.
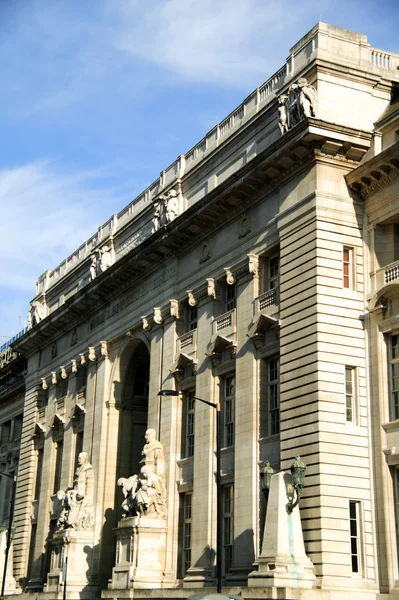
[158,389,222,594]
[0,473,16,598]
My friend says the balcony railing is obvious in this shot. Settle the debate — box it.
[254,287,279,316]
[177,329,197,356]
[376,261,399,289]
[211,309,236,340]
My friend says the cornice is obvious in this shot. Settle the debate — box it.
[13,119,371,356]
[346,141,399,198]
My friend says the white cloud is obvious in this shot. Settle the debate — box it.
[0,161,131,294]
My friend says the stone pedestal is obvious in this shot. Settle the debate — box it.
[0,530,17,594]
[45,529,96,597]
[106,516,167,591]
[248,471,315,589]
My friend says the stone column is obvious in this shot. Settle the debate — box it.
[227,268,258,585]
[184,295,216,586]
[11,383,41,587]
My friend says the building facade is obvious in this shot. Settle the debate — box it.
[7,22,399,600]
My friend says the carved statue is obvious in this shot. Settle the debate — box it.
[140,428,165,474]
[89,255,98,281]
[28,301,45,328]
[57,452,94,530]
[278,78,317,135]
[135,466,166,517]
[118,430,167,518]
[152,189,179,233]
[297,78,317,118]
[278,94,289,135]
[99,245,112,273]
[118,467,166,518]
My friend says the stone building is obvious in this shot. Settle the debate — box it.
[7,22,399,600]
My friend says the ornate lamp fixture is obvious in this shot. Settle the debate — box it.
[260,461,274,495]
[287,455,307,514]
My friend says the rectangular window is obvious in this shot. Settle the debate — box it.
[223,485,234,574]
[226,285,236,312]
[182,391,195,458]
[390,335,399,421]
[349,501,361,574]
[187,305,198,332]
[34,448,44,500]
[53,441,63,494]
[269,358,280,435]
[345,366,356,423]
[223,376,235,447]
[269,255,279,290]
[343,247,354,289]
[183,493,192,574]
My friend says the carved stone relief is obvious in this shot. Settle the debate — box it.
[200,241,211,264]
[207,278,216,299]
[239,214,251,238]
[224,268,236,286]
[186,290,197,307]
[71,328,77,346]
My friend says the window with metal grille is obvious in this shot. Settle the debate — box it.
[268,358,280,435]
[223,485,234,574]
[223,376,235,447]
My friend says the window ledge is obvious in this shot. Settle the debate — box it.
[382,419,399,432]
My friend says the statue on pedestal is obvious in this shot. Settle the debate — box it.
[117,430,166,518]
[57,452,95,530]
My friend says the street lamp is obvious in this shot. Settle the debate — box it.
[158,389,222,594]
[0,472,17,597]
[286,456,307,514]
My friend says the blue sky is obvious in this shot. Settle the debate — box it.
[0,0,398,341]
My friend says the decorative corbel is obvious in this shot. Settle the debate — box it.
[141,316,152,331]
[224,268,236,285]
[100,341,108,358]
[207,278,216,299]
[71,359,78,374]
[51,371,57,385]
[88,347,96,362]
[248,254,259,278]
[79,353,87,366]
[41,378,48,391]
[60,366,68,380]
[153,307,163,325]
[170,299,180,319]
[186,290,197,307]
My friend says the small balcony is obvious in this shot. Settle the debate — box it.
[211,309,236,342]
[376,260,399,289]
[254,287,279,317]
[177,329,197,357]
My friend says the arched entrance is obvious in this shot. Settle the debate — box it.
[117,341,150,483]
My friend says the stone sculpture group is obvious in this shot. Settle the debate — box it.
[56,451,95,531]
[278,77,317,134]
[118,428,167,518]
[152,189,179,233]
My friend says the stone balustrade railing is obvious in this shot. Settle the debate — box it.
[254,288,279,315]
[376,261,399,289]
